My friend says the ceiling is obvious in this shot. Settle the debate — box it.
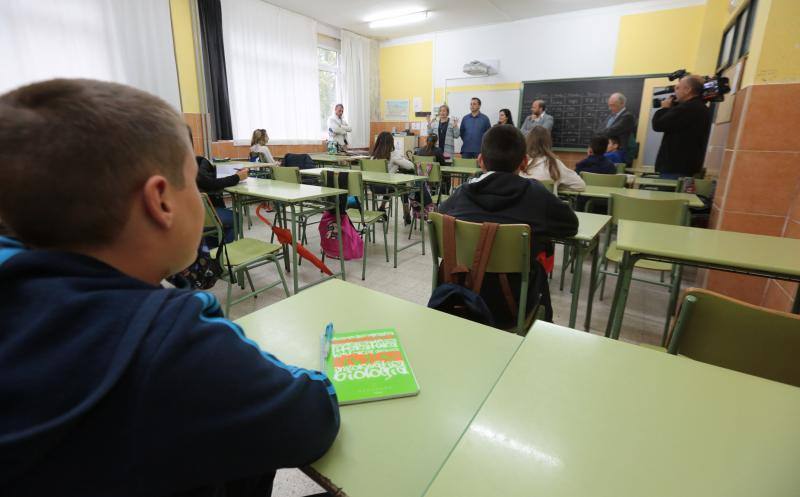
[265,0,649,40]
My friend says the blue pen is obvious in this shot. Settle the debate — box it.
[320,322,334,372]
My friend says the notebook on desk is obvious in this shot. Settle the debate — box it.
[324,328,420,405]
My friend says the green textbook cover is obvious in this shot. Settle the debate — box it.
[324,328,420,405]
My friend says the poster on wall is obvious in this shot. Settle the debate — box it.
[385,99,409,120]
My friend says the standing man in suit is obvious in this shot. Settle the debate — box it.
[519,100,553,135]
[652,75,712,178]
[598,92,636,164]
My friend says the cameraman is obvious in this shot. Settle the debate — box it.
[652,75,712,178]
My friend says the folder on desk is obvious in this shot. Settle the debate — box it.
[324,328,420,405]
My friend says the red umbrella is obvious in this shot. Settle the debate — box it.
[255,203,333,275]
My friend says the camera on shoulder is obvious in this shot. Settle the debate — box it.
[652,68,731,107]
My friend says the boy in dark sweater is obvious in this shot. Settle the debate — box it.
[576,135,617,175]
[0,79,339,497]
[604,135,626,165]
[439,125,578,326]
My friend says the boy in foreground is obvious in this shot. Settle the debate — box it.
[0,79,339,496]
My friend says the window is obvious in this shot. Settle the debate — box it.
[319,47,339,134]
[716,0,758,71]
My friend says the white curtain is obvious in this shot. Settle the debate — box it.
[340,31,374,148]
[221,0,321,141]
[0,0,180,110]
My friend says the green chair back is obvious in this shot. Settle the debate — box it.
[414,161,441,184]
[693,178,715,198]
[668,288,800,387]
[320,169,365,201]
[609,193,687,227]
[538,179,555,193]
[200,193,223,238]
[412,154,429,165]
[615,163,626,174]
[452,157,478,168]
[271,166,300,184]
[359,159,388,173]
[427,212,532,334]
[581,172,627,188]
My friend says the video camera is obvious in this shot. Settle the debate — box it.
[652,69,731,107]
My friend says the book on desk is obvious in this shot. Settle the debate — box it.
[323,328,420,405]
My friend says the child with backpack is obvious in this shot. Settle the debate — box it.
[437,125,579,329]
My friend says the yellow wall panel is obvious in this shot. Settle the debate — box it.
[613,6,706,76]
[379,41,433,121]
[169,0,201,113]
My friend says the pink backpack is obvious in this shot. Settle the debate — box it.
[319,211,364,260]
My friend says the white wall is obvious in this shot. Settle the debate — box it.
[432,11,621,88]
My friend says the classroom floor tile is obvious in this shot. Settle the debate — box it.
[204,205,700,497]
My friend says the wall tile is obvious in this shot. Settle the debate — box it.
[718,211,786,237]
[784,218,800,239]
[704,145,724,177]
[762,280,793,313]
[714,149,734,208]
[707,122,730,148]
[709,204,721,229]
[726,85,748,150]
[722,151,800,215]
[738,83,800,151]
[183,113,204,156]
[790,193,800,222]
[706,270,768,305]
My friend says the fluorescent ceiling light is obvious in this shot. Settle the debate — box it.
[363,6,425,23]
[368,10,430,29]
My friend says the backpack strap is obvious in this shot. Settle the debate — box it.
[468,222,498,294]
[497,274,518,319]
[442,215,469,284]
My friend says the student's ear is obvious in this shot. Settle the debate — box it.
[141,175,174,230]
[477,154,487,172]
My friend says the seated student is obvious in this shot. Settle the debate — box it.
[250,128,275,163]
[413,134,446,165]
[192,127,248,244]
[0,79,339,497]
[576,135,617,175]
[372,131,415,174]
[604,135,626,165]
[372,131,426,223]
[519,126,585,191]
[439,125,579,327]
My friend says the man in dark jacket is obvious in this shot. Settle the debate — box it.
[652,75,712,178]
[598,92,636,164]
[439,125,578,326]
[0,79,339,497]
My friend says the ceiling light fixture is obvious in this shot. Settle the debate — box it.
[368,10,430,29]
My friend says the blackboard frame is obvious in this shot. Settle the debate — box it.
[519,73,666,152]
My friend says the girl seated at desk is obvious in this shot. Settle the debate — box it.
[519,127,585,192]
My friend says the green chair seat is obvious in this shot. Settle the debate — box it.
[433,193,449,204]
[348,208,384,224]
[604,241,673,271]
[211,238,282,267]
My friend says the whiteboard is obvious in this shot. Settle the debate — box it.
[445,89,521,153]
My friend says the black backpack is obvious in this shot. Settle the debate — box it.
[283,153,316,170]
[427,215,553,331]
[427,216,503,327]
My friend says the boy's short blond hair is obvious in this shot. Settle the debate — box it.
[0,79,190,248]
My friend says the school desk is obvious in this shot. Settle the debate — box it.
[299,168,428,268]
[552,212,611,330]
[225,178,347,294]
[438,165,481,180]
[607,220,800,339]
[234,279,522,497]
[625,165,655,175]
[634,176,681,191]
[559,185,704,208]
[308,153,369,167]
[423,321,800,497]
